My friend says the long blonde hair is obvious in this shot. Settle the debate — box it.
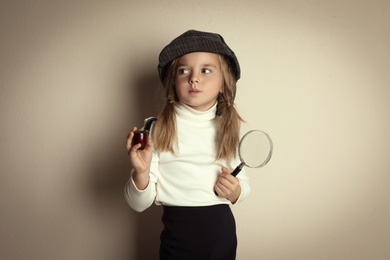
[152,55,243,161]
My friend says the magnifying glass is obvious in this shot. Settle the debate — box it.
[231,129,273,176]
[214,130,273,196]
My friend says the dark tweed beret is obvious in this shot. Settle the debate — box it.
[157,30,240,85]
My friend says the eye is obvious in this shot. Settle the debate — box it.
[178,68,189,75]
[202,68,212,74]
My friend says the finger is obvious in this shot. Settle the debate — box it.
[218,177,230,191]
[126,137,134,152]
[219,175,238,193]
[214,185,221,196]
[144,137,154,150]
[125,127,138,150]
[220,168,238,183]
[126,127,137,139]
[128,142,141,155]
[221,167,236,180]
[215,183,229,197]
[221,167,230,174]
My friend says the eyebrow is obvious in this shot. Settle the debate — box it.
[202,63,218,68]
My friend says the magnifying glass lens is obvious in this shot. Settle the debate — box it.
[239,130,273,168]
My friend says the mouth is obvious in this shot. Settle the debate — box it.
[189,89,201,93]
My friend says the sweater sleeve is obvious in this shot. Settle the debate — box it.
[123,152,159,212]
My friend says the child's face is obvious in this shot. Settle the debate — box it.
[175,52,223,111]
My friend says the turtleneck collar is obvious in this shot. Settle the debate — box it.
[175,102,217,127]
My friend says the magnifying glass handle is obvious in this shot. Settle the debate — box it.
[231,162,245,177]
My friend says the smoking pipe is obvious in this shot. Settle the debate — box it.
[131,117,157,150]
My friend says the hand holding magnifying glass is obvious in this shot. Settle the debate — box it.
[215,130,273,195]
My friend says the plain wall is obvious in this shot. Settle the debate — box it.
[1,0,389,259]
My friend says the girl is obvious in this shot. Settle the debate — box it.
[125,30,250,260]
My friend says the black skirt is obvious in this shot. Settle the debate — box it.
[160,204,237,260]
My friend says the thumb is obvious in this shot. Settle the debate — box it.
[221,167,231,175]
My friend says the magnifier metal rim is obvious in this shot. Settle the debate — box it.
[238,129,273,168]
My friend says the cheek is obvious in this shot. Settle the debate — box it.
[175,75,191,87]
[175,77,186,88]
[174,82,185,98]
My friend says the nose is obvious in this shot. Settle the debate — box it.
[189,73,199,85]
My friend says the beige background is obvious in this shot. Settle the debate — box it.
[1,0,389,259]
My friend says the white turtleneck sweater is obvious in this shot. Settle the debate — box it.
[124,103,250,212]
